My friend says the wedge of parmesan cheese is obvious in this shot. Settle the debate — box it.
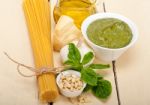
[53,15,81,51]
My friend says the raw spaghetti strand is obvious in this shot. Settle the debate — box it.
[23,0,59,102]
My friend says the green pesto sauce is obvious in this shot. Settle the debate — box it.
[87,18,132,49]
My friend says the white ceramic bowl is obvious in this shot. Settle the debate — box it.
[81,13,138,62]
[56,70,86,98]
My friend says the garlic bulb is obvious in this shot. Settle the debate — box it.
[53,15,81,51]
[60,41,95,66]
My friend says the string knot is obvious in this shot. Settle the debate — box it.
[39,67,49,74]
[4,52,66,77]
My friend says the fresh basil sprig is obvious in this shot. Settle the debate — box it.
[68,43,81,64]
[64,43,112,99]
[81,68,97,86]
[88,64,110,70]
[92,80,112,99]
[82,52,94,65]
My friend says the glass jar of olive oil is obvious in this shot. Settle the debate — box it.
[53,0,96,28]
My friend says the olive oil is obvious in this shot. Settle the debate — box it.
[53,0,96,28]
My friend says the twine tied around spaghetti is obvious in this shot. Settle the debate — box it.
[4,52,66,77]
[4,39,84,77]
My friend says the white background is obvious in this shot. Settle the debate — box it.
[0,0,150,105]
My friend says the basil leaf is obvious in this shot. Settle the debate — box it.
[82,52,94,65]
[70,65,83,71]
[81,68,97,86]
[89,64,110,69]
[64,60,74,65]
[64,60,83,71]
[68,43,81,63]
[83,84,92,92]
[92,80,112,99]
[96,74,103,80]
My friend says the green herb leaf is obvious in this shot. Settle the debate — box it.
[89,64,110,70]
[82,52,94,65]
[92,80,112,99]
[83,84,92,92]
[68,43,81,63]
[71,65,83,71]
[64,60,83,71]
[81,68,97,86]
[64,60,74,66]
[96,74,103,80]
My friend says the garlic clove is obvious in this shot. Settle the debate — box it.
[60,40,95,66]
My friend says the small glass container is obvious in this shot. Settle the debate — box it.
[53,0,96,28]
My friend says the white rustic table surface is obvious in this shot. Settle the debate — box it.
[0,0,150,105]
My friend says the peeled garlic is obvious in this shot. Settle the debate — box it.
[53,15,81,51]
[60,40,95,66]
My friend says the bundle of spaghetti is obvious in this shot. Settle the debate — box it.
[23,0,59,102]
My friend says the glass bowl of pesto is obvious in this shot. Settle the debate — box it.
[81,13,138,61]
